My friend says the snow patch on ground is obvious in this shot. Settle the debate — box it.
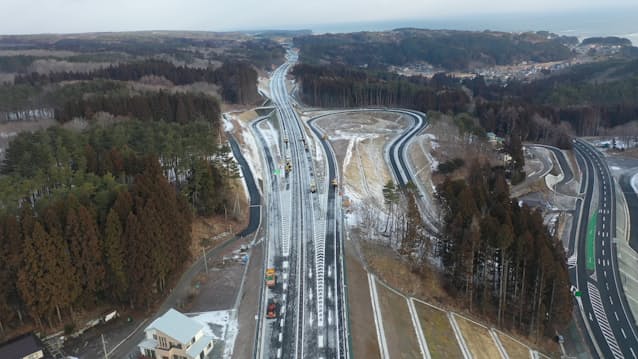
[332,129,380,142]
[631,173,638,193]
[260,120,281,159]
[590,137,638,151]
[423,133,439,150]
[222,113,235,132]
[417,136,439,171]
[189,310,238,359]
[342,137,355,177]
[257,76,271,99]
[235,118,263,185]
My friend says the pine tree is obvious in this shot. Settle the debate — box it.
[104,209,128,303]
[78,205,106,302]
[39,218,76,324]
[17,222,48,327]
[2,215,23,326]
[0,221,11,333]
[124,212,153,308]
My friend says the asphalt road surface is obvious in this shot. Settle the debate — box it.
[573,139,638,359]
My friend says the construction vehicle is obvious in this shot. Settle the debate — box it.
[310,182,316,193]
[283,137,289,144]
[265,268,276,288]
[331,178,338,187]
[266,300,278,319]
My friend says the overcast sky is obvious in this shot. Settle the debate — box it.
[0,0,637,35]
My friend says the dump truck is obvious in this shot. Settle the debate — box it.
[331,178,338,187]
[265,268,276,288]
[310,182,316,193]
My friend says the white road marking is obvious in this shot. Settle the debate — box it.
[588,282,623,358]
[368,274,390,359]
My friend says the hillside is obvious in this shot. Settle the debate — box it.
[294,28,576,71]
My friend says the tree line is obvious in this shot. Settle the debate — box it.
[1,120,234,215]
[436,161,571,337]
[15,59,259,105]
[54,91,220,124]
[292,63,469,113]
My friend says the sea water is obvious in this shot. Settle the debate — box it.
[307,6,638,46]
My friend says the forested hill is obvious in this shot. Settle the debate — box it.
[468,59,638,136]
[294,29,575,70]
[14,59,259,105]
[0,32,285,70]
[581,36,633,47]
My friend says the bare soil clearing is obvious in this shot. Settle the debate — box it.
[375,280,422,358]
[345,241,381,359]
[455,315,502,359]
[413,300,463,359]
[498,331,532,359]
[361,240,449,306]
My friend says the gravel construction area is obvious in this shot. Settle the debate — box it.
[413,300,463,359]
[186,259,245,312]
[375,279,421,358]
[455,314,502,359]
[345,241,381,359]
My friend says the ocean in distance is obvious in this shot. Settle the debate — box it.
[307,7,638,46]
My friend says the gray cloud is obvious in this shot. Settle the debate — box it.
[0,0,636,34]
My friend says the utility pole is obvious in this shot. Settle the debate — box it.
[203,248,209,274]
[101,334,108,359]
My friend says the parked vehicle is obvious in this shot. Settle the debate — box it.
[266,300,278,319]
[265,268,276,288]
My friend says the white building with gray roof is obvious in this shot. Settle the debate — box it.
[138,308,214,359]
